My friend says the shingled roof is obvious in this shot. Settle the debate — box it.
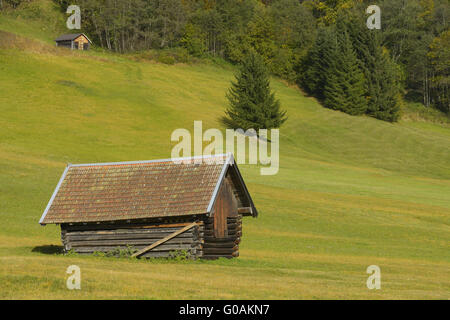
[39,154,256,225]
[55,33,92,43]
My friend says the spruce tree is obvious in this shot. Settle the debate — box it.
[323,30,367,115]
[300,27,334,99]
[364,43,400,122]
[223,51,287,131]
[347,16,400,122]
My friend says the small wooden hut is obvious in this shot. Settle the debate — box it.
[55,33,92,50]
[39,153,257,259]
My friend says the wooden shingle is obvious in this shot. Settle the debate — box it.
[39,154,256,225]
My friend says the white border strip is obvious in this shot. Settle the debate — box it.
[206,153,234,214]
[39,165,70,225]
[70,153,229,167]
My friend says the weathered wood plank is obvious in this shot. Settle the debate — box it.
[203,236,241,242]
[202,247,238,254]
[69,238,200,247]
[237,207,252,215]
[202,242,238,248]
[204,230,242,237]
[65,231,201,241]
[64,227,202,237]
[62,221,204,232]
[204,222,241,228]
[132,222,198,258]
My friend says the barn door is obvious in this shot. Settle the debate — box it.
[213,178,238,238]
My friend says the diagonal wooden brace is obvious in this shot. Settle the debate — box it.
[131,222,198,258]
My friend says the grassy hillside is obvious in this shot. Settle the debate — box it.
[0,1,449,299]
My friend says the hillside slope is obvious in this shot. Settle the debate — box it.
[0,1,449,299]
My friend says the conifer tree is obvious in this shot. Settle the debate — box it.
[323,30,367,115]
[347,16,400,122]
[300,27,335,99]
[223,51,287,131]
[364,41,400,122]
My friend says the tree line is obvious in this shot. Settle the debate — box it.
[9,0,445,119]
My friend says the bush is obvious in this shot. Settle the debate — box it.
[64,249,79,256]
[3,0,27,9]
[157,53,176,65]
[103,245,138,258]
[168,250,191,261]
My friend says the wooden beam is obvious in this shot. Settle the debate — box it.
[131,222,198,258]
[238,207,252,215]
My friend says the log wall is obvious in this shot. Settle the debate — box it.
[60,214,243,259]
[61,220,204,259]
[202,214,242,259]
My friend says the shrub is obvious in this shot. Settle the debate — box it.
[104,245,138,258]
[168,250,191,261]
[157,53,176,65]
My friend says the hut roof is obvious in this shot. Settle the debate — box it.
[55,33,92,43]
[39,153,256,225]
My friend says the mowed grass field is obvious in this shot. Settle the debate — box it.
[0,2,449,299]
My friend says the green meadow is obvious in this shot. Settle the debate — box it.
[0,1,449,299]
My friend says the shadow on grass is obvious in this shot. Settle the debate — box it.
[32,245,64,255]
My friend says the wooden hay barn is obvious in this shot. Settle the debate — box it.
[39,153,257,259]
[55,33,92,50]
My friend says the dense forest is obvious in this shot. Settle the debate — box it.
[2,0,449,120]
